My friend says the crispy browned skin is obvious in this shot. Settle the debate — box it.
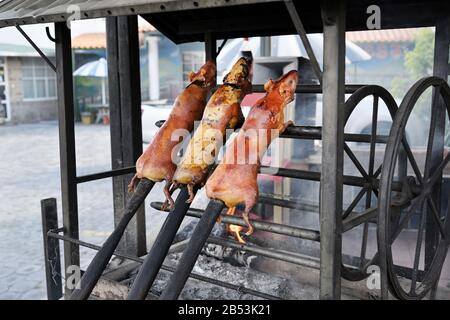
[172,57,253,203]
[206,70,298,236]
[128,61,216,208]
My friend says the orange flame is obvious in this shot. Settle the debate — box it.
[226,207,246,244]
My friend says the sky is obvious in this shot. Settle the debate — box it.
[0,16,149,49]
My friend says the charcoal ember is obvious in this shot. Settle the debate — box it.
[172,219,226,244]
[203,243,257,268]
[172,220,197,243]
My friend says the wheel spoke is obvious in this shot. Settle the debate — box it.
[401,138,424,185]
[344,143,369,179]
[410,202,426,294]
[343,187,367,219]
[368,96,379,176]
[423,89,440,179]
[371,187,379,198]
[360,188,373,267]
[426,197,446,239]
[390,195,425,244]
[427,152,450,187]
[374,165,382,178]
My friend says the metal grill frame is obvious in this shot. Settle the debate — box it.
[12,0,447,300]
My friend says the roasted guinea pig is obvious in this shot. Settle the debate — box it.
[128,61,216,209]
[170,56,253,204]
[206,70,298,237]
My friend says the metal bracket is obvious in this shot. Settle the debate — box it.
[46,26,56,42]
[284,0,323,84]
[16,25,56,72]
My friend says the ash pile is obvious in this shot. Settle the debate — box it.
[93,192,370,300]
[113,221,320,300]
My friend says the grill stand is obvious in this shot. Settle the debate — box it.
[127,187,194,299]
[160,200,225,300]
[70,179,154,300]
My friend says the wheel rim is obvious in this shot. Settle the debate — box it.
[378,76,450,299]
[341,85,398,281]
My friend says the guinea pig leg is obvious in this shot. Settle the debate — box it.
[281,120,294,132]
[162,180,175,211]
[185,184,195,203]
[127,174,140,193]
[242,207,254,236]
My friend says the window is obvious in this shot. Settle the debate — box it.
[22,57,56,100]
[182,51,205,86]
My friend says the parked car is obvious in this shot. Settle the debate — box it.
[141,103,173,144]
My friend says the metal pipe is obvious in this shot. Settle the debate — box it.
[69,178,154,300]
[127,187,194,300]
[16,25,57,72]
[154,121,388,143]
[250,84,363,94]
[342,207,377,232]
[207,236,321,269]
[47,229,279,300]
[258,195,319,212]
[282,125,389,143]
[151,201,320,241]
[160,200,225,300]
[284,0,323,83]
[76,166,136,183]
[264,166,404,192]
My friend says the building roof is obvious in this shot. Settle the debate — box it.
[72,24,157,49]
[346,28,421,43]
[0,42,54,57]
[73,27,423,50]
[0,1,448,44]
[72,32,106,50]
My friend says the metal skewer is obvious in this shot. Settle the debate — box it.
[159,199,225,300]
[127,187,195,299]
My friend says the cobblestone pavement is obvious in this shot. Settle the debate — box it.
[0,122,194,299]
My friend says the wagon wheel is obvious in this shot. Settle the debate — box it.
[378,76,450,299]
[340,85,399,281]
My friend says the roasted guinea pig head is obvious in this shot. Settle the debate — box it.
[264,70,298,105]
[222,56,253,92]
[187,60,217,87]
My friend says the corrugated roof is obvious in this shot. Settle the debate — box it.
[0,1,447,44]
[346,28,421,43]
[0,0,266,28]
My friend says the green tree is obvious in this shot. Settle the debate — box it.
[404,28,434,79]
[390,28,434,99]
